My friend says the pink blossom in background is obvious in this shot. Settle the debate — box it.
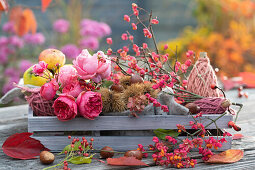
[2,21,15,34]
[2,81,14,94]
[61,44,80,59]
[32,61,48,76]
[73,49,98,80]
[58,65,77,87]
[4,67,19,78]
[79,37,99,51]
[80,19,111,38]
[92,51,111,83]
[9,36,24,48]
[23,33,45,45]
[0,36,8,46]
[0,51,8,64]
[19,60,33,73]
[53,19,70,33]
[76,91,102,120]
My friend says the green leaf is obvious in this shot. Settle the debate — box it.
[69,156,92,164]
[60,141,85,154]
[153,129,180,140]
[101,80,113,88]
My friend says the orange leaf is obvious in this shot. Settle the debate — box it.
[23,9,37,34]
[205,149,244,164]
[233,134,244,140]
[0,0,8,11]
[41,0,52,12]
[107,157,149,166]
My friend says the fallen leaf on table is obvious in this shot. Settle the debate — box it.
[233,134,244,140]
[107,157,149,166]
[2,132,49,159]
[205,149,244,164]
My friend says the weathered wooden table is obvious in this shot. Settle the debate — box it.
[0,89,255,170]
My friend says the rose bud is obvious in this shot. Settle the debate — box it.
[100,146,114,158]
[40,151,55,164]
[124,150,143,160]
[40,79,59,100]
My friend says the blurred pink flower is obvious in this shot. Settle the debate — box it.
[80,19,111,38]
[4,67,19,78]
[61,44,80,59]
[73,49,98,80]
[9,36,24,48]
[58,65,77,87]
[92,51,111,83]
[76,91,102,120]
[40,79,59,100]
[2,21,15,34]
[62,80,83,98]
[32,61,48,76]
[0,36,8,46]
[53,19,70,33]
[19,60,33,73]
[23,33,45,45]
[0,51,8,64]
[79,37,99,51]
[53,94,77,121]
[2,81,14,94]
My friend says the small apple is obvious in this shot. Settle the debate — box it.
[39,49,66,70]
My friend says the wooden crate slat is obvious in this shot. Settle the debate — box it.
[33,136,232,152]
[28,110,233,132]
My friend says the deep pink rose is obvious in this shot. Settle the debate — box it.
[40,79,59,100]
[73,49,98,80]
[53,94,77,121]
[92,51,111,83]
[58,65,77,87]
[76,91,102,120]
[32,61,48,76]
[62,80,83,98]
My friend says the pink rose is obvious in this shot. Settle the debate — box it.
[92,51,111,83]
[32,61,48,76]
[40,79,59,100]
[76,91,102,120]
[62,80,83,98]
[58,65,77,87]
[73,49,98,80]
[53,94,77,121]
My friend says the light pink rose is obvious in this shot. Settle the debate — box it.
[62,80,83,98]
[32,61,48,76]
[40,79,59,100]
[53,94,77,121]
[58,65,77,87]
[92,51,111,83]
[76,91,102,120]
[73,49,98,80]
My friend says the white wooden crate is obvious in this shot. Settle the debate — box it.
[28,108,233,152]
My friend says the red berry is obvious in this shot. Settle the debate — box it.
[64,151,68,155]
[83,153,89,157]
[68,136,71,139]
[210,84,217,89]
[90,138,94,142]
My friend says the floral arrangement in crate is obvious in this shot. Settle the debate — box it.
[16,3,245,169]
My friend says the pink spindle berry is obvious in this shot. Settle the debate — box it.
[132,23,137,30]
[164,44,168,50]
[151,18,159,24]
[124,15,130,22]
[121,33,128,40]
[129,35,134,41]
[142,43,148,49]
[106,38,112,45]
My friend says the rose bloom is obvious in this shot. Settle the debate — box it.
[62,80,83,98]
[58,65,77,87]
[53,19,70,33]
[73,49,98,80]
[76,91,102,120]
[92,51,111,83]
[40,79,59,100]
[53,94,77,121]
[32,61,48,76]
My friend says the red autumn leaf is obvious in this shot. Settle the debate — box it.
[2,132,49,160]
[41,0,52,12]
[107,157,149,166]
[205,149,244,164]
[23,9,37,34]
[0,0,8,11]
[233,134,244,140]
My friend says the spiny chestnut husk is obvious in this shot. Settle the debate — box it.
[185,103,200,114]
[40,151,55,164]
[124,150,143,160]
[100,146,114,158]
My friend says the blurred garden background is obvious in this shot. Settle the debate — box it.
[0,0,255,106]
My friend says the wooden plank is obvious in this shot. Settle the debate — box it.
[33,136,232,152]
[28,110,233,132]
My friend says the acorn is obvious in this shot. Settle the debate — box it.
[130,74,143,84]
[110,84,124,92]
[124,150,143,160]
[100,146,114,158]
[185,103,200,114]
[40,151,55,164]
